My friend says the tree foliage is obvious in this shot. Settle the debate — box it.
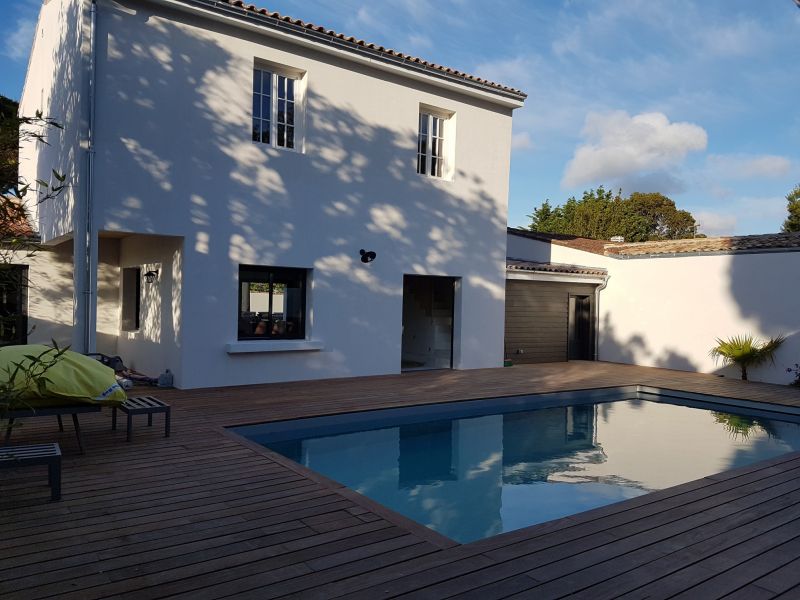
[0,95,65,250]
[527,188,698,241]
[781,184,800,233]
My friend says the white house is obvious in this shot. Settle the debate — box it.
[505,228,800,385]
[18,0,526,388]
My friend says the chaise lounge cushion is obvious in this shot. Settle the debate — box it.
[0,345,127,408]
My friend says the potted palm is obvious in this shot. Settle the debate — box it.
[709,334,786,381]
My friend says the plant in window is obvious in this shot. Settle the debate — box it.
[709,334,786,381]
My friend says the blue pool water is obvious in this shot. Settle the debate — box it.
[234,392,800,543]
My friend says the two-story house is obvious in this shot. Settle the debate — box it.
[19,0,526,388]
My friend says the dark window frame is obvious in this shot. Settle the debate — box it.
[121,267,141,332]
[238,265,307,341]
[0,265,28,346]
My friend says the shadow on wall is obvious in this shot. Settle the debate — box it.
[25,239,119,354]
[727,253,800,384]
[91,1,511,380]
[600,313,699,373]
[28,0,84,240]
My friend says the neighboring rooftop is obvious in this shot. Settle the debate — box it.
[508,227,800,258]
[506,258,608,277]
[185,0,527,101]
[507,228,621,255]
[606,232,800,257]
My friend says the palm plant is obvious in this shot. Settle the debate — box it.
[709,334,786,381]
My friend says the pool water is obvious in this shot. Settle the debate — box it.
[235,395,800,543]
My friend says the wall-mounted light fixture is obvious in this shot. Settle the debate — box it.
[143,269,160,284]
[359,249,377,264]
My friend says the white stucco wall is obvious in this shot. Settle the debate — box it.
[507,232,799,385]
[599,251,800,385]
[7,239,118,355]
[88,0,517,388]
[116,235,183,385]
[18,0,88,243]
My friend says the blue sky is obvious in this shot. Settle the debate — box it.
[3,0,799,235]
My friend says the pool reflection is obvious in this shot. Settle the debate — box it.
[264,400,800,543]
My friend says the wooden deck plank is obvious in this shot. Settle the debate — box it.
[2,362,800,599]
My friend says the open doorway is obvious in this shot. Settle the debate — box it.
[401,275,455,371]
[568,294,593,360]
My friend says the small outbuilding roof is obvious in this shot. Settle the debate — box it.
[506,258,608,277]
[507,228,621,255]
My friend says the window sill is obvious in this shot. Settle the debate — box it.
[225,340,324,354]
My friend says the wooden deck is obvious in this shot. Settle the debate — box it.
[3,361,800,599]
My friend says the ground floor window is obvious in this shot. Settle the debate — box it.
[121,267,141,332]
[238,266,306,340]
[0,265,28,346]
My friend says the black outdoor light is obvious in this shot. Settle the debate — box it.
[143,269,160,284]
[359,249,377,264]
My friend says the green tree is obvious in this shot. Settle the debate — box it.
[709,334,786,381]
[781,184,800,233]
[0,95,19,193]
[0,97,68,426]
[527,189,698,241]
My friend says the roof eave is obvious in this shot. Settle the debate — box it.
[150,0,527,109]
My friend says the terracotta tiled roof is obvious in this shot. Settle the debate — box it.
[605,232,800,257]
[0,196,36,239]
[199,0,526,100]
[506,258,608,277]
[507,228,621,255]
[508,227,800,258]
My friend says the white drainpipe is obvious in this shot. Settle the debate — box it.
[594,275,609,361]
[82,0,98,353]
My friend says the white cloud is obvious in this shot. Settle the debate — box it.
[694,211,737,237]
[696,18,771,58]
[562,111,707,187]
[706,154,792,179]
[405,33,432,52]
[694,196,786,237]
[3,17,35,62]
[511,132,533,151]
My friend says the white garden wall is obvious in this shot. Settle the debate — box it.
[507,231,799,385]
[599,251,800,385]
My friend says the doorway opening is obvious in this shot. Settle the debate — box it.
[568,294,593,360]
[401,275,455,371]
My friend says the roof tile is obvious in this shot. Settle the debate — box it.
[207,0,526,98]
[507,259,608,277]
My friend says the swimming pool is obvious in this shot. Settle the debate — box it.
[233,387,800,544]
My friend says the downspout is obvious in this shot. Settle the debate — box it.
[593,274,609,361]
[83,0,98,353]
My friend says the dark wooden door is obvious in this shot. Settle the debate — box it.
[568,295,592,360]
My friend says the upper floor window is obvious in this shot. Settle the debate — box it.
[238,265,307,340]
[252,67,299,150]
[417,108,453,179]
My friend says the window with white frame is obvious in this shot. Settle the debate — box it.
[252,68,299,150]
[417,111,449,178]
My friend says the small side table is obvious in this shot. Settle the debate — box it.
[0,443,62,500]
[112,396,171,442]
